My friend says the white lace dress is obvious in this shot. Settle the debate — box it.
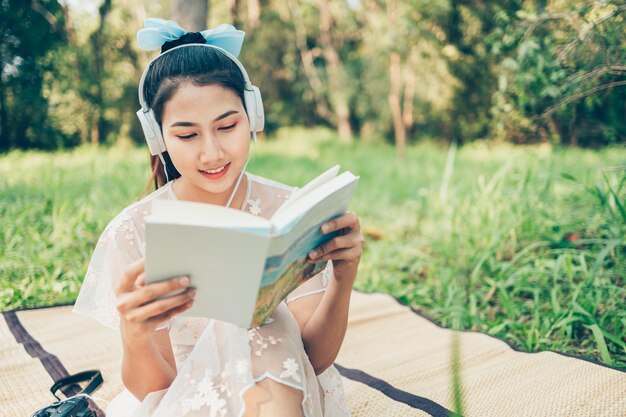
[73,172,350,417]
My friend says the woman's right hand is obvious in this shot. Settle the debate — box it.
[114,258,196,340]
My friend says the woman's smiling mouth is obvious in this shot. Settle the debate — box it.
[199,162,230,180]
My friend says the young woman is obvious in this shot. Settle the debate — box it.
[73,19,363,417]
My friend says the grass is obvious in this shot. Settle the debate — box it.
[1,128,625,370]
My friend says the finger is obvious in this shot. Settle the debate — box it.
[116,275,191,314]
[136,273,146,287]
[126,288,196,324]
[309,234,360,260]
[312,247,362,264]
[147,298,195,328]
[115,259,145,296]
[321,211,360,234]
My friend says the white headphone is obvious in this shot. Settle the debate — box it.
[136,43,264,156]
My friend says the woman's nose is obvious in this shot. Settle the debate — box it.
[199,134,225,162]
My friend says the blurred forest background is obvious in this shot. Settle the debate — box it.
[1,0,626,369]
[1,0,625,154]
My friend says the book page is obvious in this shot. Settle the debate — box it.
[272,165,340,219]
[149,199,272,236]
[249,172,359,327]
[271,171,358,234]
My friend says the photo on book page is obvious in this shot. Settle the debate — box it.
[250,219,342,327]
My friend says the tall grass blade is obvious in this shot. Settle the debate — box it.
[450,332,464,416]
[439,141,457,204]
[586,324,611,364]
[589,239,621,279]
[603,172,626,222]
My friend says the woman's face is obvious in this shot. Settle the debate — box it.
[161,82,250,204]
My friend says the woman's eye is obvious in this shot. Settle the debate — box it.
[177,133,196,140]
[218,123,236,132]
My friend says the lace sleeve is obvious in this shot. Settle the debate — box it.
[72,212,144,329]
[285,260,332,303]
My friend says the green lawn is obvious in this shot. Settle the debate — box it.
[1,129,624,369]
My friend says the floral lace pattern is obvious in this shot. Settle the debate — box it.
[182,370,228,415]
[73,172,350,417]
[280,358,302,383]
[248,326,284,357]
[247,198,262,216]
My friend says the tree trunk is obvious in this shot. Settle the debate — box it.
[0,59,6,150]
[247,0,260,29]
[90,120,100,144]
[402,57,416,133]
[226,0,241,28]
[89,0,112,145]
[288,0,335,123]
[60,3,76,48]
[171,0,208,31]
[388,52,406,159]
[316,0,352,142]
[386,0,406,158]
[568,106,577,146]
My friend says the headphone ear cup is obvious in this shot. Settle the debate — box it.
[244,86,264,133]
[147,109,166,154]
[136,109,166,155]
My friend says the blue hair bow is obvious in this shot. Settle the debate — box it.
[136,18,245,57]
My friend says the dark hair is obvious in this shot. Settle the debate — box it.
[141,41,248,194]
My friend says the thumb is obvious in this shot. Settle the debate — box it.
[115,258,144,296]
[135,273,146,287]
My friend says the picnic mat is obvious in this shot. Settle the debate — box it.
[2,291,625,416]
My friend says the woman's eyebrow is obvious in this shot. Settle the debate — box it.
[170,121,196,127]
[169,110,239,128]
[214,110,239,122]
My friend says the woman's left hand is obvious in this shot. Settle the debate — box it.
[308,211,364,286]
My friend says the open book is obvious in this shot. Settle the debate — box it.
[144,165,359,329]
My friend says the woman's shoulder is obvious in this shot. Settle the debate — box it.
[244,172,297,218]
[98,184,172,245]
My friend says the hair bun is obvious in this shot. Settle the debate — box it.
[161,32,206,53]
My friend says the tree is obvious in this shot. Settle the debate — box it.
[171,0,209,31]
[88,0,113,144]
[4,0,623,151]
[0,0,66,150]
[36,1,156,148]
[438,0,524,143]
[492,1,626,145]
[288,0,355,142]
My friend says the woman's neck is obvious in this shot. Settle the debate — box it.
[172,173,249,209]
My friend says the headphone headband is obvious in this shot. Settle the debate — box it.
[138,43,253,111]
